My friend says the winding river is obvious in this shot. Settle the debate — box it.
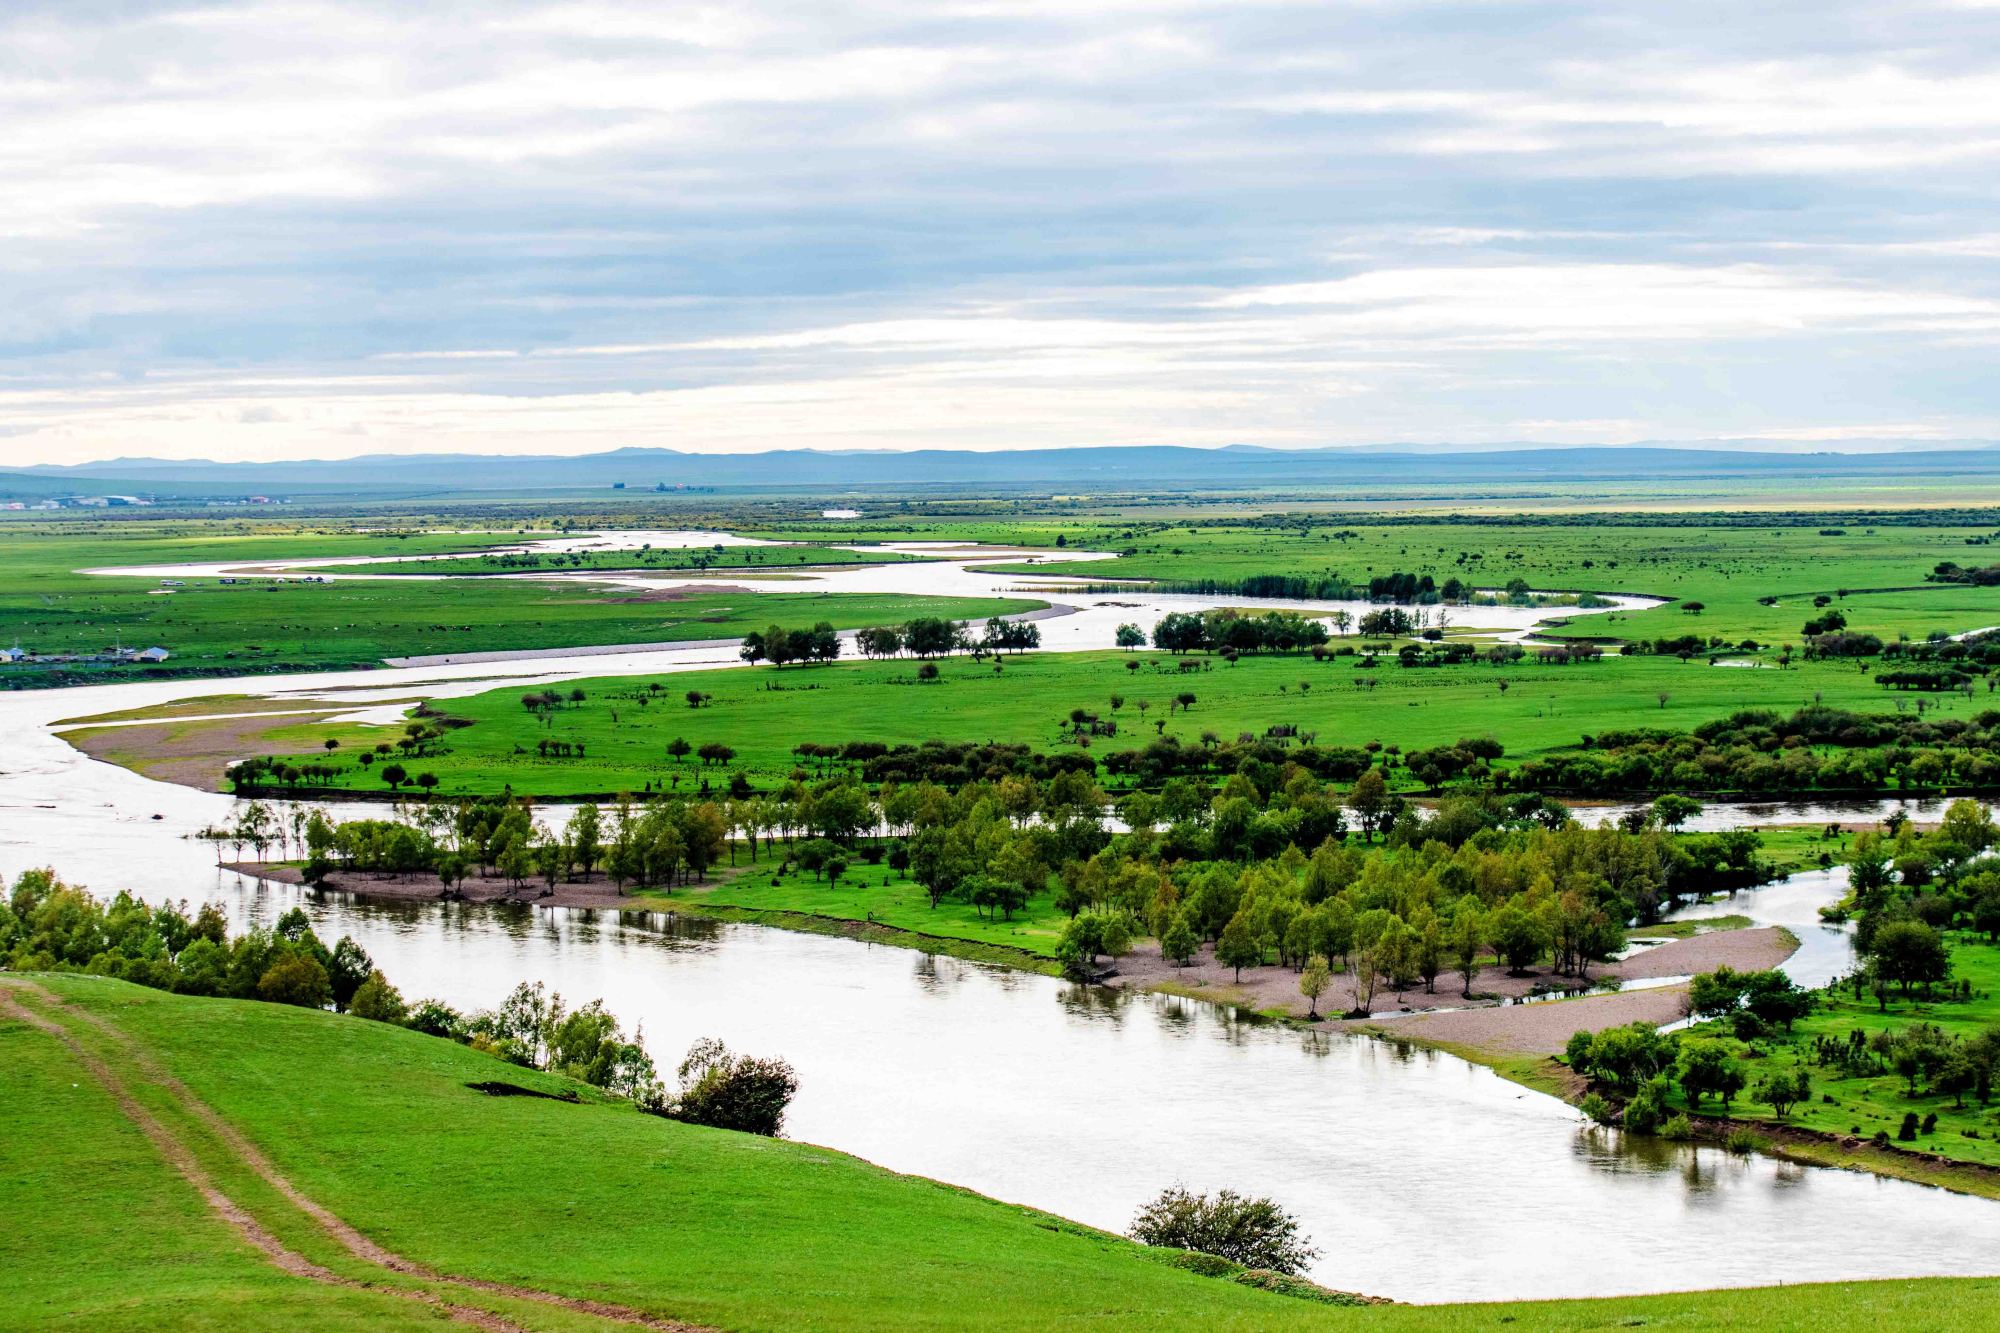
[7,535,2000,1302]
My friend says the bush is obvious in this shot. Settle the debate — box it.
[256,953,331,1008]
[348,969,407,1023]
[1579,1092,1615,1126]
[667,1037,799,1137]
[1724,1129,1768,1155]
[1660,1113,1693,1142]
[1129,1187,1318,1276]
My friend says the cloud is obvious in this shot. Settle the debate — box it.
[5,1,2000,462]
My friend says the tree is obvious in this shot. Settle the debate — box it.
[257,952,331,1008]
[1162,915,1198,968]
[1650,793,1703,831]
[1299,954,1331,1019]
[565,804,602,879]
[1216,910,1261,981]
[1869,919,1951,997]
[379,763,408,791]
[1757,1066,1811,1119]
[1151,612,1208,654]
[1449,899,1484,998]
[349,969,407,1023]
[1348,769,1389,840]
[1128,1188,1318,1276]
[1676,1039,1745,1109]
[668,1038,798,1136]
[1486,901,1547,974]
[1115,623,1146,650]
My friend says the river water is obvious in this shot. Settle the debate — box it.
[6,537,1999,1302]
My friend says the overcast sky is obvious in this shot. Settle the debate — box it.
[7,1,2000,464]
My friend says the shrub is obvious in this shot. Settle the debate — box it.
[1659,1113,1693,1141]
[256,953,332,1008]
[349,969,407,1023]
[1129,1188,1318,1276]
[667,1037,799,1137]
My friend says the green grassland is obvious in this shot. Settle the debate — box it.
[1682,931,2000,1169]
[754,516,2000,648]
[9,973,2000,1332]
[686,856,1074,960]
[235,648,1989,800]
[0,527,1031,683]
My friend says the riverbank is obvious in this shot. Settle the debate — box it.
[1111,925,1799,1021]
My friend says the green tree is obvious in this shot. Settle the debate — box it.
[1216,910,1262,981]
[1299,953,1332,1019]
[565,803,602,878]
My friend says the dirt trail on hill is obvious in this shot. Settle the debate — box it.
[0,983,522,1331]
[5,980,708,1333]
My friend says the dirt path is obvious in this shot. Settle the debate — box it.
[0,983,522,1331]
[5,979,708,1333]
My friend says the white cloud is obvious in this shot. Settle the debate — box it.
[6,1,2000,461]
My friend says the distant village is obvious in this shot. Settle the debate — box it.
[1,644,170,666]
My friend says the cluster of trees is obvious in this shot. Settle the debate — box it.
[1507,706,2000,796]
[293,794,728,893]
[740,621,841,667]
[3,869,392,1017]
[1928,561,2000,587]
[853,616,1041,661]
[227,716,458,795]
[1,868,800,1133]
[1150,610,1331,656]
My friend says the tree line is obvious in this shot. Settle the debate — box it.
[1,868,797,1136]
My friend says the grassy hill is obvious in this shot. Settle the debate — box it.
[5,973,2000,1330]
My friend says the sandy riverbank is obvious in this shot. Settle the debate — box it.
[1105,924,1797,1022]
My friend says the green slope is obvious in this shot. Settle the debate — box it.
[6,974,2000,1331]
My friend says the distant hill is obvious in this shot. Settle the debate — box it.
[8,441,2000,501]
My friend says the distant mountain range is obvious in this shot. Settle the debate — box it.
[8,442,2000,502]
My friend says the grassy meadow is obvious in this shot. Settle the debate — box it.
[8,972,2000,1332]
[0,525,1031,683]
[216,647,1994,800]
[1681,931,2000,1169]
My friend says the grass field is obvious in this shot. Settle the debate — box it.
[0,527,1032,684]
[8,972,2000,1331]
[200,648,1993,800]
[753,516,2000,647]
[13,512,2000,689]
[1681,931,2000,1169]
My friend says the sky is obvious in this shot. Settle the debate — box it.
[6,1,2000,464]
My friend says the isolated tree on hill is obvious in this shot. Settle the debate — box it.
[1129,1188,1317,1276]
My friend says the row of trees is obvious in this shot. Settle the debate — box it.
[1507,705,2000,797]
[1,868,797,1135]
